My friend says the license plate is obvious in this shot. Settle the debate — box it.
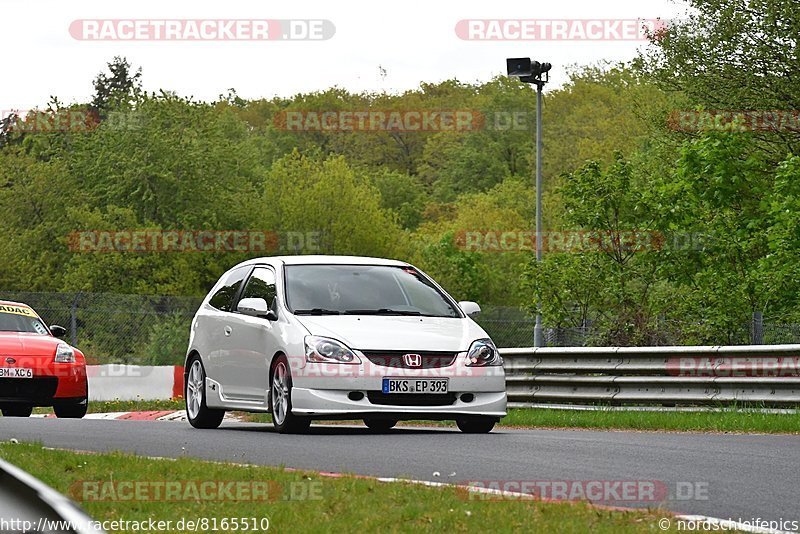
[382,377,448,394]
[0,367,33,379]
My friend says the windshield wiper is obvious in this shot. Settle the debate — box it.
[343,308,423,316]
[293,308,343,315]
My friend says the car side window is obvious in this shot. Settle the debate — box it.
[208,266,250,311]
[239,267,278,309]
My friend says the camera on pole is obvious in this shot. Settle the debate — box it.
[506,57,552,347]
[506,58,551,86]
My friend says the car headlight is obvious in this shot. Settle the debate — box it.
[305,336,360,364]
[466,338,502,367]
[54,343,75,363]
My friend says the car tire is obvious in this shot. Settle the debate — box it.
[456,417,496,434]
[185,357,225,429]
[363,418,397,432]
[2,405,33,417]
[54,403,87,419]
[270,355,310,434]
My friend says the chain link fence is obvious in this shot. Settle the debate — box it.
[1,293,799,362]
[469,307,800,348]
[0,291,201,365]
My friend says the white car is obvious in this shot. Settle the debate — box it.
[184,255,507,433]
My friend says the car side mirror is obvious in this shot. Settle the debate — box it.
[50,325,67,338]
[237,298,278,321]
[458,301,481,317]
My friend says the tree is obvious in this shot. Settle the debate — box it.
[638,0,800,158]
[261,151,404,258]
[91,57,143,115]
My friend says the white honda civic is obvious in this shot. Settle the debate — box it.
[184,255,507,433]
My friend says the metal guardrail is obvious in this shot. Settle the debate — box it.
[499,345,800,408]
[0,456,104,534]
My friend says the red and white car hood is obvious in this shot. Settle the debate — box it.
[0,332,64,357]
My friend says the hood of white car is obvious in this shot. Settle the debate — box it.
[292,315,488,352]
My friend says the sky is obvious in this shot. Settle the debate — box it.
[1,0,691,112]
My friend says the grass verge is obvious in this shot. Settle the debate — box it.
[500,407,800,434]
[0,442,702,533]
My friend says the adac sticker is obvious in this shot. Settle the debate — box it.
[0,304,36,317]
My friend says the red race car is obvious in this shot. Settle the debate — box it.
[0,301,88,418]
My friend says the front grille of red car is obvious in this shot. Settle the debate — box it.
[360,351,458,369]
[0,377,58,399]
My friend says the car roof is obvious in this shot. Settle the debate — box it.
[0,300,41,318]
[241,255,410,267]
[0,300,33,308]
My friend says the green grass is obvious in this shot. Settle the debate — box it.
[0,442,705,533]
[500,407,800,434]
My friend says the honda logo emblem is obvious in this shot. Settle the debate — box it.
[403,353,422,367]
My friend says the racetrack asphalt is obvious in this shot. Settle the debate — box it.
[0,418,796,524]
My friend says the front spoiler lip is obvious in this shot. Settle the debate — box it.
[291,411,505,421]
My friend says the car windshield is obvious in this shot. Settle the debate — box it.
[284,265,460,318]
[0,305,49,334]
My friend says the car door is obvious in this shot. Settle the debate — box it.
[224,266,279,403]
[204,265,251,397]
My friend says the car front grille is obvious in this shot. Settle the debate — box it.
[360,351,458,369]
[0,377,58,399]
[366,391,457,406]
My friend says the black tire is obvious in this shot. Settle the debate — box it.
[2,405,33,417]
[270,355,310,434]
[185,356,225,429]
[456,417,496,434]
[363,418,397,432]
[54,403,87,419]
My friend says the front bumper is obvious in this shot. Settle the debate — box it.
[292,388,507,419]
[0,364,87,406]
[289,356,507,419]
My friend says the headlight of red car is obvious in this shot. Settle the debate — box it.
[54,343,75,363]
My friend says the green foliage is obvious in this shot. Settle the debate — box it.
[637,0,800,158]
[91,56,143,115]
[370,169,426,229]
[262,151,403,257]
[1,31,798,348]
[137,312,191,366]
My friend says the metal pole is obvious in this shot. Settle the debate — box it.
[752,311,764,345]
[533,82,544,348]
[70,292,81,347]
